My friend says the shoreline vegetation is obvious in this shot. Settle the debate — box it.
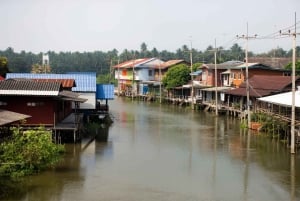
[0,127,64,178]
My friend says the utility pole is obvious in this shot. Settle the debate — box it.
[132,56,135,101]
[237,23,257,129]
[190,37,194,110]
[117,58,120,96]
[280,13,299,154]
[214,39,218,116]
[159,57,162,104]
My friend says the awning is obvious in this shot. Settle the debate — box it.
[201,86,233,92]
[0,109,31,126]
[59,90,87,103]
[221,69,231,74]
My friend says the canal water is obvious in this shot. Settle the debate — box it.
[1,97,300,201]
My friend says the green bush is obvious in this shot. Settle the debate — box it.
[0,127,64,178]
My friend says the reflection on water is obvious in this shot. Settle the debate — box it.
[1,97,300,201]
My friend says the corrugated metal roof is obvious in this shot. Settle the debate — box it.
[241,75,297,90]
[113,58,154,69]
[157,60,186,69]
[59,90,87,102]
[0,79,61,96]
[202,61,243,69]
[32,79,76,88]
[258,91,300,107]
[231,63,274,70]
[0,109,31,126]
[225,75,298,97]
[6,72,96,92]
[226,87,272,97]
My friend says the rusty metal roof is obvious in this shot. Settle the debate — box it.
[0,109,31,126]
[59,90,87,102]
[0,79,61,96]
[226,75,299,97]
[113,58,154,69]
[32,79,76,88]
[248,57,291,69]
[158,60,187,69]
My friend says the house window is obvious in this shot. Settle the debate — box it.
[0,101,7,106]
[27,102,44,107]
[148,70,153,76]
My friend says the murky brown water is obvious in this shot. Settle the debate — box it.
[1,97,300,201]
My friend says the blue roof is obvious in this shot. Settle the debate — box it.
[6,72,96,92]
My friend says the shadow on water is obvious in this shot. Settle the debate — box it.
[0,121,112,201]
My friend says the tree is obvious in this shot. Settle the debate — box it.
[0,127,64,178]
[230,43,244,60]
[285,60,300,70]
[162,64,190,89]
[140,42,148,53]
[151,48,159,57]
[0,56,10,77]
[267,48,287,57]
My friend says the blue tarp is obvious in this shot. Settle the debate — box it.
[96,84,114,100]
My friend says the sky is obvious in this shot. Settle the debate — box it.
[0,0,299,54]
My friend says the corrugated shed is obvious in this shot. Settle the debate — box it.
[96,84,114,100]
[6,72,96,92]
[0,79,61,96]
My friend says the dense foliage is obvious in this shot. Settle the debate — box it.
[1,43,299,79]
[162,64,191,89]
[1,43,298,76]
[285,60,300,70]
[0,127,64,178]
